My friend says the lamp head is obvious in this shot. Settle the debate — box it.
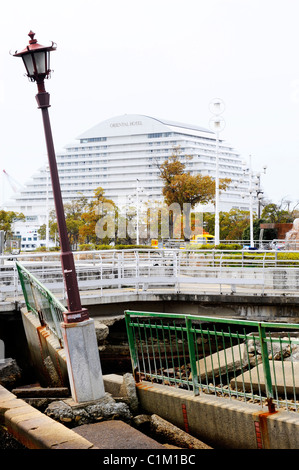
[13,31,56,83]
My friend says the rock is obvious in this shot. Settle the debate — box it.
[285,345,299,362]
[86,394,132,421]
[133,414,151,427]
[132,414,152,434]
[0,358,21,389]
[43,356,62,387]
[45,400,74,424]
[72,408,90,426]
[94,321,109,343]
[120,373,139,413]
[44,392,132,426]
[246,334,299,361]
[150,414,212,449]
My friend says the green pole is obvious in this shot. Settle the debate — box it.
[258,323,275,412]
[186,317,199,396]
[125,311,139,381]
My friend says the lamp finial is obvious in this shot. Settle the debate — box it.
[28,31,37,44]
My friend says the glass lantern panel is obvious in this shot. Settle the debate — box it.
[23,54,35,77]
[34,51,47,75]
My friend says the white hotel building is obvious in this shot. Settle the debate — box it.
[4,114,258,249]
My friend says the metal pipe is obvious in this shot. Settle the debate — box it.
[35,90,89,323]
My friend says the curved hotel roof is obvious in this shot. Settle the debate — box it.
[78,114,213,140]
[5,114,255,228]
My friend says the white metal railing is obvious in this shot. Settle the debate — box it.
[2,248,299,302]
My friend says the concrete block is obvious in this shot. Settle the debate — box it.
[0,386,15,401]
[103,374,123,396]
[231,361,299,395]
[0,397,30,422]
[4,405,40,423]
[52,437,97,449]
[266,411,299,449]
[196,344,245,381]
[61,319,105,403]
[26,421,94,449]
[136,381,261,449]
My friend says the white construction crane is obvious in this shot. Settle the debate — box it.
[3,169,24,193]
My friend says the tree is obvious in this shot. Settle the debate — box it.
[46,194,89,249]
[158,148,231,240]
[203,209,252,241]
[0,210,25,241]
[79,187,116,245]
[261,203,293,224]
[242,218,277,242]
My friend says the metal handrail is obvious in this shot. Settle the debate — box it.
[3,249,299,303]
[16,262,67,345]
[125,310,299,413]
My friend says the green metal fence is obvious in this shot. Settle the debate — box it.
[16,262,67,346]
[125,310,299,413]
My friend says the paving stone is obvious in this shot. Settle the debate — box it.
[73,420,165,449]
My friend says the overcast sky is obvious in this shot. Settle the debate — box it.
[1,0,299,209]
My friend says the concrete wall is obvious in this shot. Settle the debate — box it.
[135,381,299,449]
[0,385,95,449]
[84,293,299,324]
[21,309,68,388]
[3,288,299,323]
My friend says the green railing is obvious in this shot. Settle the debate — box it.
[16,262,67,346]
[125,310,299,412]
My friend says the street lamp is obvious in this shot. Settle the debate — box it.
[241,159,267,248]
[128,179,148,244]
[255,165,267,218]
[45,165,50,250]
[13,31,89,323]
[209,98,226,245]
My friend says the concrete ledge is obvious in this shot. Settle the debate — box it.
[134,380,299,449]
[0,385,96,449]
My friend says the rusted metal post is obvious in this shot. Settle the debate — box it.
[35,88,89,323]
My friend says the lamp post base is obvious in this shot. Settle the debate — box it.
[61,318,105,403]
[63,308,90,324]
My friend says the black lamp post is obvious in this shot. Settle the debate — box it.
[13,31,89,324]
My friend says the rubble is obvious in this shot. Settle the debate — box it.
[0,358,22,390]
[44,392,132,427]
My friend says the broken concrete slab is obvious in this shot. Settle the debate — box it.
[43,356,63,387]
[120,373,139,413]
[195,344,246,381]
[230,360,299,395]
[150,414,212,449]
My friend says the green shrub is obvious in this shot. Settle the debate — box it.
[215,243,242,250]
[34,246,47,252]
[79,243,96,251]
[78,243,150,251]
[186,243,242,250]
